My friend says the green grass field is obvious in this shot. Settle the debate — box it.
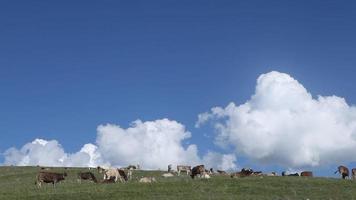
[0,166,355,200]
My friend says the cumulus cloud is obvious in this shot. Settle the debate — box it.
[3,139,103,167]
[198,71,356,168]
[3,118,236,170]
[202,152,237,171]
[95,119,201,169]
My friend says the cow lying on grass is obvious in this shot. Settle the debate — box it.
[36,172,67,188]
[139,177,156,183]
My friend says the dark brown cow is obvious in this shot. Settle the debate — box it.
[335,165,349,179]
[36,172,67,187]
[190,165,205,179]
[77,172,98,183]
[300,171,313,177]
[352,168,356,180]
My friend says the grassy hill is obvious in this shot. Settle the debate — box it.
[0,166,355,200]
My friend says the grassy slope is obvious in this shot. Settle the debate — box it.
[0,166,355,200]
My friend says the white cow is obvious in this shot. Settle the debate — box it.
[177,165,191,176]
[139,177,156,183]
[162,173,174,178]
[97,166,123,183]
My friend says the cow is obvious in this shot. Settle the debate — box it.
[101,176,116,184]
[282,171,299,176]
[126,165,137,170]
[230,168,254,178]
[77,172,98,183]
[118,169,128,182]
[97,166,123,183]
[300,171,313,177]
[352,168,356,180]
[177,165,191,176]
[139,177,156,183]
[190,165,205,179]
[264,172,277,176]
[252,171,263,176]
[217,170,228,175]
[201,173,211,179]
[162,173,174,178]
[335,165,349,179]
[36,172,67,188]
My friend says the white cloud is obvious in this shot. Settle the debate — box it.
[202,152,237,171]
[3,138,105,167]
[3,119,236,169]
[95,119,201,169]
[198,71,356,168]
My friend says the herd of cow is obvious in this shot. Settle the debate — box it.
[34,164,355,188]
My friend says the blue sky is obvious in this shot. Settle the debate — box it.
[1,1,356,176]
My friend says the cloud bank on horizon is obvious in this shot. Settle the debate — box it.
[3,119,236,170]
[4,71,356,169]
[197,71,356,168]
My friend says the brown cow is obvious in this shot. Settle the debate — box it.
[335,165,349,179]
[36,172,67,188]
[352,168,356,180]
[77,172,98,183]
[300,171,313,177]
[190,165,205,179]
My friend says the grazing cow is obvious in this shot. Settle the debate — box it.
[36,172,67,188]
[300,171,313,177]
[97,166,123,182]
[190,165,205,179]
[77,172,98,183]
[162,173,174,178]
[139,177,156,183]
[177,165,191,176]
[101,176,116,184]
[335,165,349,179]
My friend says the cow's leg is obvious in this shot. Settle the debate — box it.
[178,170,180,176]
[37,181,42,188]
